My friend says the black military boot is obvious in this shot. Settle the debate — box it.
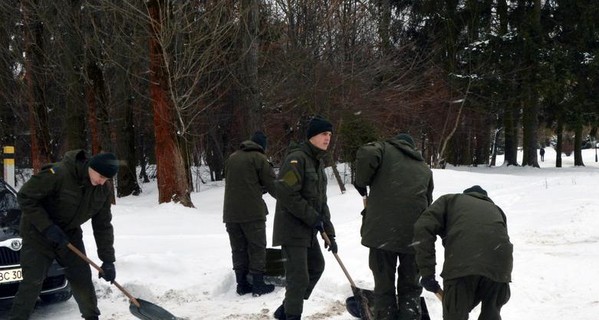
[286,315,301,320]
[273,303,286,319]
[251,272,275,296]
[235,270,252,295]
[398,295,422,320]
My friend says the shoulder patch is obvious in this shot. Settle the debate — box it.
[40,164,58,174]
[282,170,299,187]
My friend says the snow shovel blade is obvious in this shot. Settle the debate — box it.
[129,298,179,320]
[346,288,431,320]
[349,285,374,320]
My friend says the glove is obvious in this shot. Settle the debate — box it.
[43,224,69,249]
[354,184,368,197]
[313,216,324,232]
[99,262,116,283]
[420,275,441,293]
[325,236,338,254]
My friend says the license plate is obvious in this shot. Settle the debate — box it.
[0,268,23,283]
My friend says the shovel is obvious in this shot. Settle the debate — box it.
[320,231,374,320]
[67,243,181,320]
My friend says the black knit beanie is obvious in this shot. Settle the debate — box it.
[89,153,119,178]
[396,133,415,148]
[463,185,488,196]
[306,116,333,139]
[251,131,267,150]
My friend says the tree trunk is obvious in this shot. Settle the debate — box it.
[489,127,502,167]
[520,0,540,168]
[85,60,111,154]
[205,127,225,181]
[22,0,52,172]
[503,103,519,166]
[521,101,539,168]
[555,119,563,167]
[65,0,86,150]
[437,82,470,168]
[85,52,118,203]
[116,95,141,197]
[574,120,584,166]
[326,125,345,193]
[148,0,193,207]
[377,0,391,54]
[0,5,15,147]
[240,0,262,134]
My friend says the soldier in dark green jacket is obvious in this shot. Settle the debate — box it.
[354,133,434,320]
[272,116,337,320]
[413,185,513,320]
[223,131,277,296]
[9,150,119,320]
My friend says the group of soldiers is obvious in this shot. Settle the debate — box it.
[224,116,513,320]
[7,115,512,320]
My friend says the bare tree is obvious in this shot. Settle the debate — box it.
[238,0,262,134]
[520,0,541,168]
[62,0,87,150]
[21,0,53,172]
[146,0,193,207]
[0,1,19,147]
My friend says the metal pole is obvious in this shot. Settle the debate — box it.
[3,146,15,188]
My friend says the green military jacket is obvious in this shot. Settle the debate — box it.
[273,141,335,247]
[355,138,434,253]
[413,192,513,283]
[17,149,116,262]
[223,140,276,223]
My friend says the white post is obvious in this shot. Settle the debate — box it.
[3,146,15,188]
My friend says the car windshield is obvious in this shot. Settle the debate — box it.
[0,179,20,239]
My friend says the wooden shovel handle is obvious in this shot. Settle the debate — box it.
[66,243,141,308]
[320,231,357,288]
[435,289,444,301]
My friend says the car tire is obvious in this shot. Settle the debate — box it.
[39,289,73,304]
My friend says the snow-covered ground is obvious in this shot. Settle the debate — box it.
[1,147,599,319]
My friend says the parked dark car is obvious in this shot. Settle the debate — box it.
[0,178,72,303]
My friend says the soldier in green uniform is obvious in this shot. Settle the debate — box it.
[413,185,513,320]
[354,133,434,320]
[223,131,277,296]
[9,150,119,320]
[272,116,337,320]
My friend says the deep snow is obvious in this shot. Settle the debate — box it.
[1,147,599,319]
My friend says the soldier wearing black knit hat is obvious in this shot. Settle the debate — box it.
[306,116,333,140]
[9,150,119,320]
[272,115,336,320]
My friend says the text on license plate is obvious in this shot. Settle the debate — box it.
[0,268,23,283]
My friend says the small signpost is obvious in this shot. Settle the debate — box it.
[3,146,15,188]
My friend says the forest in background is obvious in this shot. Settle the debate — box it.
[0,0,598,207]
